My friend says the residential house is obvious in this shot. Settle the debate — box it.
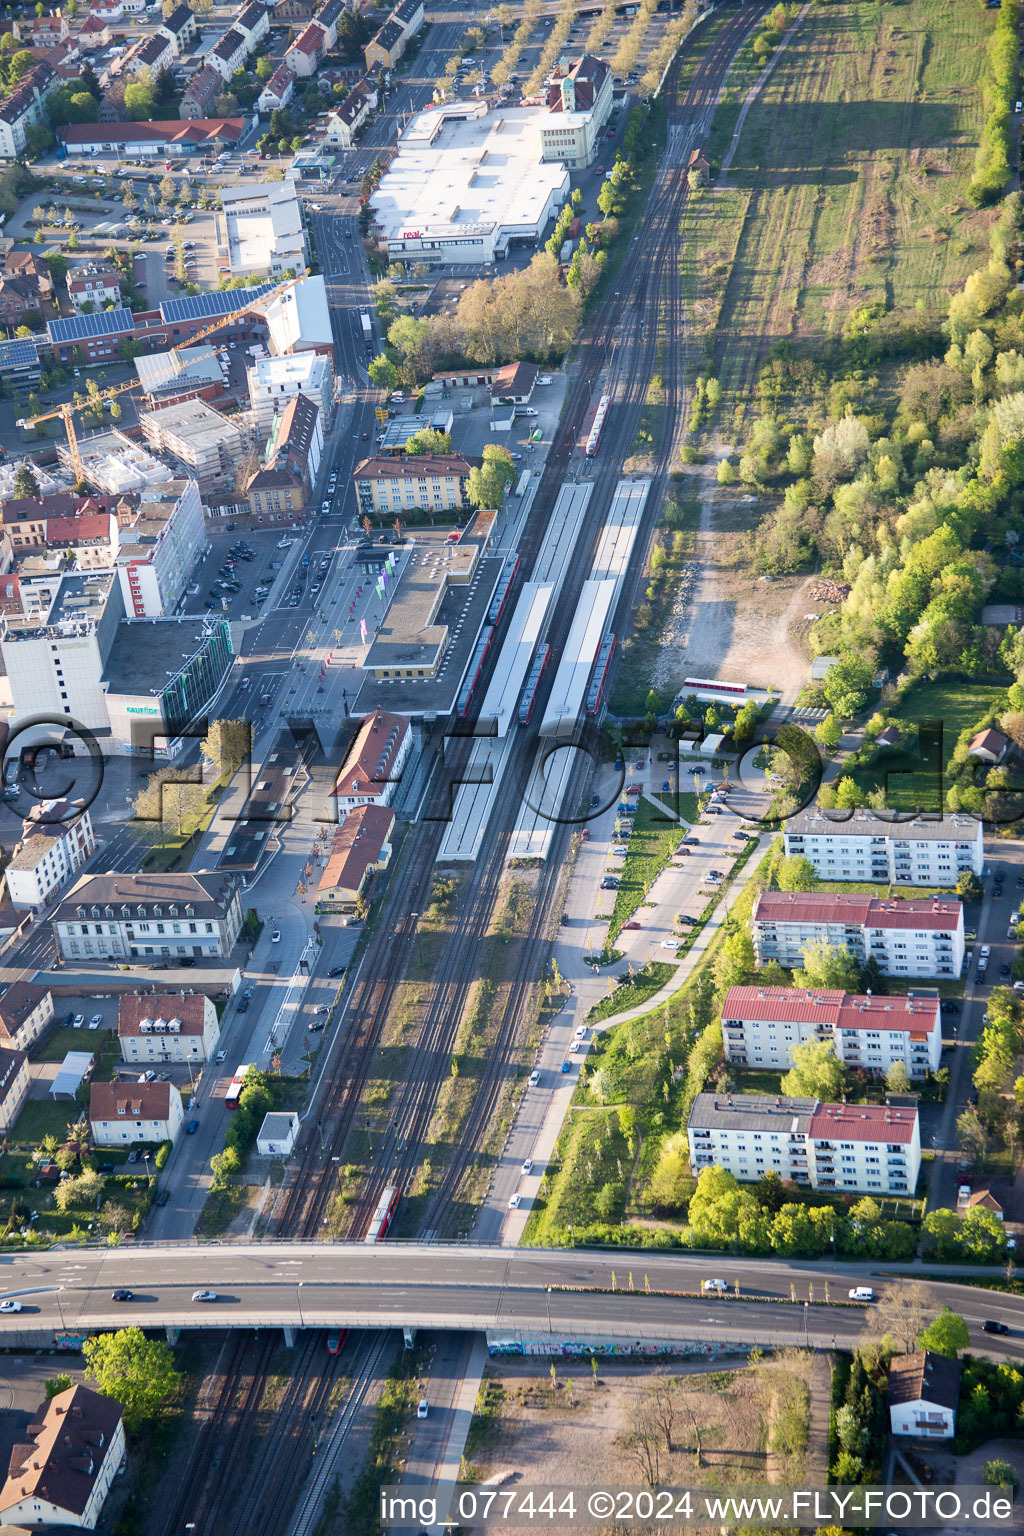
[332,710,412,815]
[117,989,220,1064]
[257,61,295,112]
[687,1092,921,1195]
[54,871,244,961]
[124,29,174,75]
[364,17,406,70]
[18,9,70,47]
[0,981,55,1051]
[90,1078,185,1145]
[318,804,395,909]
[313,0,344,48]
[4,250,53,294]
[6,800,97,911]
[245,393,322,516]
[489,360,537,405]
[285,19,326,75]
[67,263,122,313]
[0,1048,29,1132]
[206,25,249,81]
[750,891,966,980]
[392,0,425,40]
[781,807,984,884]
[180,63,223,119]
[720,984,943,1079]
[76,13,111,47]
[887,1352,961,1439]
[235,1,270,47]
[0,1385,126,1529]
[88,0,124,19]
[353,454,474,515]
[874,724,901,748]
[273,0,316,18]
[324,76,377,148]
[158,3,197,56]
[0,275,43,327]
[0,63,59,160]
[968,727,1009,764]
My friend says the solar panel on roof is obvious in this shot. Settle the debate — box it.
[0,339,40,367]
[159,284,276,325]
[47,308,135,344]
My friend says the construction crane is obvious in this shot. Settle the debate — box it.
[17,271,307,484]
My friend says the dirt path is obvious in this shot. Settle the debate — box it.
[651,455,814,703]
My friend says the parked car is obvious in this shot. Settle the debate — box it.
[522,1158,534,1175]
[508,1192,521,1209]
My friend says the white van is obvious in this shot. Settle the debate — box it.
[701,1277,727,1294]
[848,1287,875,1302]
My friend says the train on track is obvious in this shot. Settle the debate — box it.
[455,625,495,719]
[364,1185,399,1243]
[517,643,551,725]
[586,632,617,715]
[486,552,521,627]
[583,393,611,457]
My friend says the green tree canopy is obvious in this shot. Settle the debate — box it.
[405,428,452,456]
[918,1307,970,1359]
[797,937,862,992]
[467,443,515,510]
[82,1328,181,1431]
[368,353,399,392]
[780,1038,846,1101]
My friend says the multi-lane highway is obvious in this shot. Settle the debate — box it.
[3,1245,1023,1356]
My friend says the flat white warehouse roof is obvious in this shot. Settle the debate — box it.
[370,104,569,253]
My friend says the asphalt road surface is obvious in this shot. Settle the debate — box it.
[2,1245,1022,1357]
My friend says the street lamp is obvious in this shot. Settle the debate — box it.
[297,1281,304,1328]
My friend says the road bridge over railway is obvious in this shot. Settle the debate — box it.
[1,1245,1022,1359]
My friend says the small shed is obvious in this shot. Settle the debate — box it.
[697,732,725,759]
[257,1111,299,1156]
[49,1051,93,1101]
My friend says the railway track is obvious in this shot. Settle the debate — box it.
[148,10,765,1534]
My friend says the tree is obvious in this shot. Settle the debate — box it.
[757,1169,785,1213]
[200,719,251,782]
[870,1280,933,1354]
[132,768,207,839]
[467,444,515,510]
[918,1307,970,1359]
[713,925,755,991]
[823,652,875,718]
[124,81,154,120]
[797,938,861,991]
[957,870,983,902]
[816,713,842,752]
[957,1105,987,1166]
[885,1060,912,1094]
[82,1328,181,1432]
[12,462,39,499]
[780,1038,845,1101]
[45,1374,73,1399]
[368,353,399,393]
[776,854,818,892]
[405,428,452,456]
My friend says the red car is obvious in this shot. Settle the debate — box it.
[621,921,641,930]
[580,828,590,841]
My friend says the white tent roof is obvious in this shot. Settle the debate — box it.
[50,1051,93,1100]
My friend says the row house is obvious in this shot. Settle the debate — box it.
[180,63,223,119]
[720,984,943,1079]
[124,29,175,75]
[0,1386,126,1529]
[324,76,377,149]
[6,799,96,911]
[750,891,965,980]
[235,1,270,48]
[353,453,474,515]
[67,262,122,312]
[0,981,54,1052]
[687,1092,921,1196]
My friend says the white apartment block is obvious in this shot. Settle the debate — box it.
[0,1386,126,1530]
[0,64,58,160]
[5,802,96,911]
[688,1093,921,1195]
[751,892,964,979]
[247,351,334,432]
[721,985,942,1079]
[782,807,983,885]
[0,1049,29,1133]
[114,478,208,618]
[118,990,220,1064]
[1,571,122,734]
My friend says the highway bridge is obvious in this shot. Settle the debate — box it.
[1,1245,1022,1359]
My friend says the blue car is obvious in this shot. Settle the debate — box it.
[186,1120,199,1135]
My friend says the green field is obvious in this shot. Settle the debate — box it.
[847,679,1007,811]
[682,0,996,417]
